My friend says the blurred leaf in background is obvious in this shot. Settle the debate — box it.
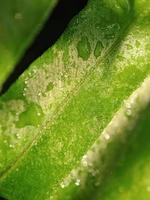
[0,0,57,86]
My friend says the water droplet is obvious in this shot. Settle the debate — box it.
[126,109,132,117]
[37,112,41,116]
[124,101,132,117]
[60,179,69,188]
[77,36,91,61]
[25,80,28,85]
[104,133,110,140]
[94,41,103,58]
[38,92,42,97]
[75,179,80,186]
[91,169,99,177]
[60,182,65,188]
[81,155,88,167]
[28,72,32,77]
[9,144,14,148]
[16,133,21,139]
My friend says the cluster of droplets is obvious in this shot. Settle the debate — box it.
[124,93,138,118]
[23,68,37,98]
[116,30,148,72]
[59,77,150,192]
[59,137,108,190]
[60,169,81,189]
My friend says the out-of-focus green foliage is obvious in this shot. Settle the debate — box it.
[0,0,57,86]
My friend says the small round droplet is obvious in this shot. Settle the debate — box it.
[16,133,21,139]
[104,133,110,140]
[38,92,42,97]
[60,180,69,188]
[37,112,41,116]
[81,155,88,167]
[25,80,28,85]
[75,179,80,186]
[124,101,132,117]
[9,144,14,148]
[33,69,37,74]
[126,109,132,117]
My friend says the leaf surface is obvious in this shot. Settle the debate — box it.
[0,0,150,199]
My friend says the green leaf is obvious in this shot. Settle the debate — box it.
[0,0,150,199]
[55,78,150,200]
[0,0,57,87]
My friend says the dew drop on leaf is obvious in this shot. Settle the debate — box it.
[9,144,14,148]
[81,155,88,167]
[60,179,69,188]
[75,178,80,186]
[104,133,110,140]
[16,133,21,139]
[125,109,132,117]
[124,101,132,117]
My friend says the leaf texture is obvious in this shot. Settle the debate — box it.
[0,0,150,199]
